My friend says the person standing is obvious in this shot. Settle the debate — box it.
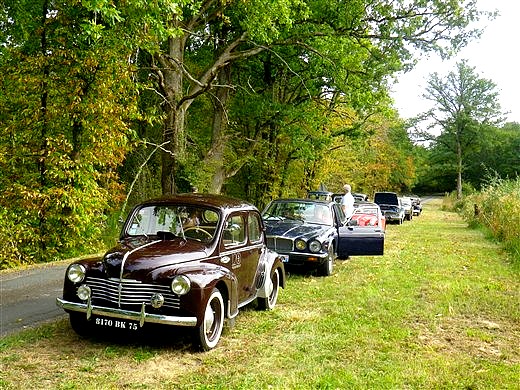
[341,184,355,218]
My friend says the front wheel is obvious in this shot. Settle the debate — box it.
[318,244,334,277]
[195,288,224,351]
[257,268,280,310]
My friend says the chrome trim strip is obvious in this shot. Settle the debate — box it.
[220,243,263,256]
[281,225,301,236]
[237,294,257,309]
[56,298,197,327]
[119,240,161,282]
[118,240,161,306]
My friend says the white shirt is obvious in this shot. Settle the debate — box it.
[342,192,355,218]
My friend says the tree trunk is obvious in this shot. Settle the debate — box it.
[456,139,463,200]
[207,66,232,194]
[160,36,186,195]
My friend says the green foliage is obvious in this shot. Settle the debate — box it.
[115,0,483,196]
[0,0,489,266]
[415,121,520,194]
[0,1,137,266]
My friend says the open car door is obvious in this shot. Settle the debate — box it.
[336,225,384,257]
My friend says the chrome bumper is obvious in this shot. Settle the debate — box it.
[56,297,197,327]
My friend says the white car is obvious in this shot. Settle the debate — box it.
[400,197,413,221]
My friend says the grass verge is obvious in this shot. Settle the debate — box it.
[1,198,519,389]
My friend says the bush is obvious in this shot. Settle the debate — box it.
[0,209,33,269]
[459,177,520,263]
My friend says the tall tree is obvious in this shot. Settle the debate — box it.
[117,0,483,195]
[421,60,503,198]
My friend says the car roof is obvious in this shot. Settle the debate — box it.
[307,190,333,195]
[137,193,258,212]
[267,197,332,204]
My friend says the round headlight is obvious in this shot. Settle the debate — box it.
[309,240,322,253]
[171,275,191,295]
[67,264,86,283]
[295,239,306,250]
[77,285,91,301]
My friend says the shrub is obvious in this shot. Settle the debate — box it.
[459,177,520,263]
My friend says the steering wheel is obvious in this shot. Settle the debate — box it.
[184,226,212,240]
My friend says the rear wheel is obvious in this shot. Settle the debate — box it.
[257,268,280,310]
[195,288,224,351]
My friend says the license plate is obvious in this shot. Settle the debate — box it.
[94,317,139,331]
[280,255,289,263]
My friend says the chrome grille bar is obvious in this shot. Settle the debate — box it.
[86,277,180,309]
[266,236,293,252]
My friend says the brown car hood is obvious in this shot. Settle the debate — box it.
[102,237,212,281]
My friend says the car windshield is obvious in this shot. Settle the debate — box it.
[263,201,333,225]
[126,205,220,242]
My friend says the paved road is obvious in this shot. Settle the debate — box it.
[0,262,70,337]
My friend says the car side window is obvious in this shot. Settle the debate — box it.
[248,213,263,243]
[333,204,347,225]
[223,214,246,247]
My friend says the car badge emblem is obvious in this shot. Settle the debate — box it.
[150,293,164,309]
[220,255,230,264]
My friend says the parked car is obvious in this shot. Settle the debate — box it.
[352,193,369,202]
[332,193,344,204]
[262,198,384,276]
[409,195,422,216]
[400,196,413,221]
[348,202,386,231]
[306,190,333,201]
[56,193,286,351]
[374,192,405,224]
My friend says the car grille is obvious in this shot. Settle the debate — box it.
[86,277,180,309]
[266,237,293,252]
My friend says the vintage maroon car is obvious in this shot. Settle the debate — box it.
[56,193,285,351]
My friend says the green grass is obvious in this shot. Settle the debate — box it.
[1,198,519,389]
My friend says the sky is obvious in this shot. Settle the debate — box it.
[391,0,520,124]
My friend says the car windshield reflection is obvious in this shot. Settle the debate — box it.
[126,205,220,242]
[263,201,333,225]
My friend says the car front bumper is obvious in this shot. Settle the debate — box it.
[278,251,328,266]
[56,297,197,327]
[384,214,403,221]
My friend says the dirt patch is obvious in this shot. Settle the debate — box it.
[414,315,520,363]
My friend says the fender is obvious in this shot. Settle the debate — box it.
[257,248,286,298]
[172,264,240,323]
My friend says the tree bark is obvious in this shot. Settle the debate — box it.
[207,66,232,194]
[158,35,186,195]
[456,138,463,200]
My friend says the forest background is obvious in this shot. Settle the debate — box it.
[1,0,519,268]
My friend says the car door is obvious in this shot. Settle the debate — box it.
[220,212,259,304]
[333,204,385,258]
